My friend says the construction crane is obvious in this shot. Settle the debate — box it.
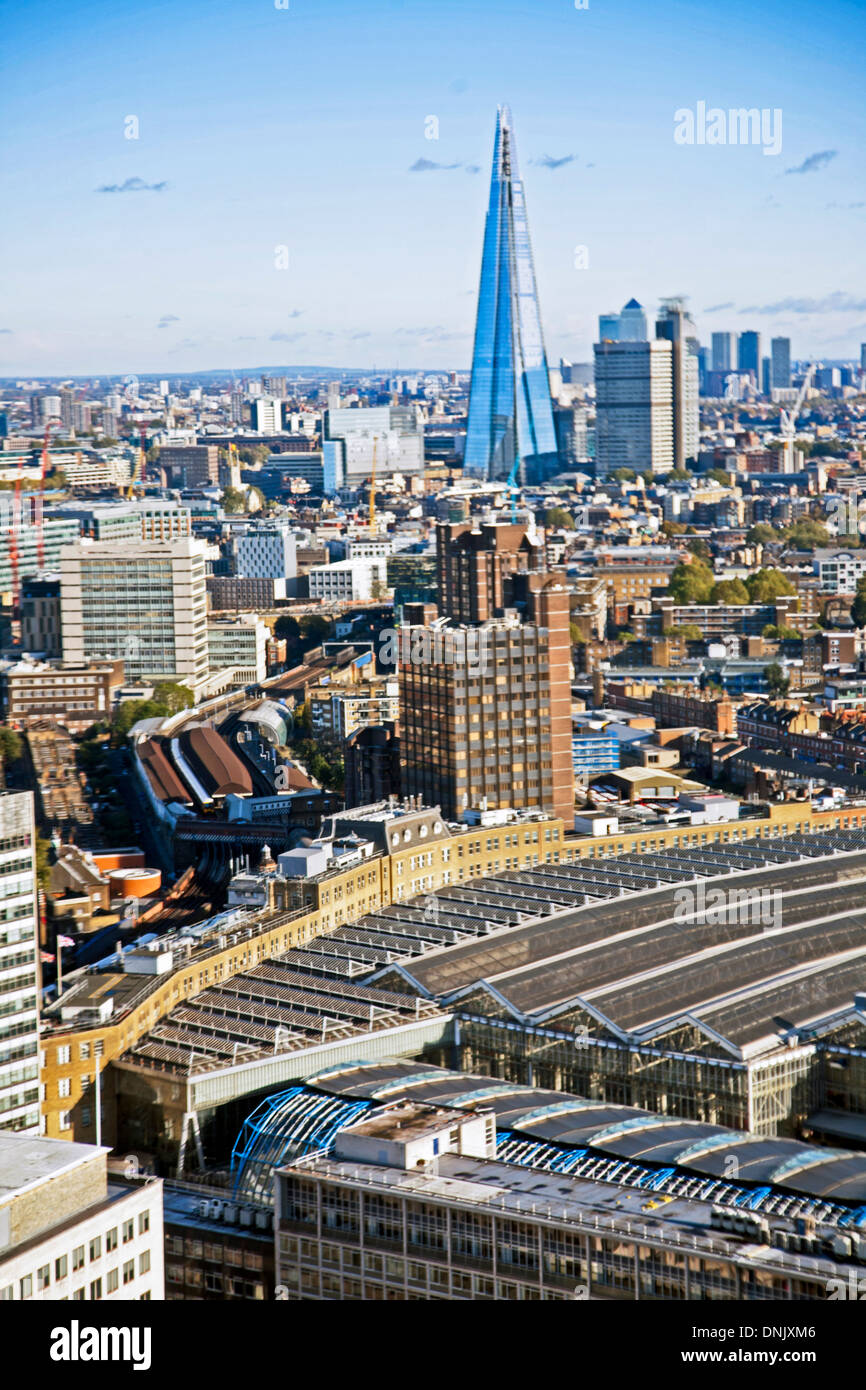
[779,364,815,474]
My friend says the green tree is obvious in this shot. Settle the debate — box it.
[667,559,715,604]
[765,662,790,697]
[666,467,691,481]
[0,727,23,770]
[661,520,688,537]
[851,577,866,627]
[221,486,247,514]
[747,523,778,545]
[762,624,801,641]
[785,519,830,551]
[745,568,796,603]
[610,468,636,482]
[544,506,575,530]
[151,682,195,714]
[670,624,703,640]
[686,538,712,563]
[706,468,732,486]
[711,578,750,605]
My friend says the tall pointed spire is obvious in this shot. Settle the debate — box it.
[464,106,558,484]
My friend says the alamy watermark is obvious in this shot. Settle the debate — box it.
[674,102,782,157]
[378,626,489,675]
[673,881,782,930]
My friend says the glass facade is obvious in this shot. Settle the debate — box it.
[464,106,558,484]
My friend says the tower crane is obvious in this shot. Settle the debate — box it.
[779,364,815,474]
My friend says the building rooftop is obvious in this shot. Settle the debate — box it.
[0,1133,104,1202]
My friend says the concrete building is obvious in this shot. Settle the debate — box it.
[207,616,268,686]
[344,723,401,808]
[323,405,424,490]
[0,514,79,596]
[400,566,574,824]
[59,537,210,687]
[234,522,297,581]
[20,575,62,658]
[656,297,700,468]
[308,558,387,603]
[270,1063,866,1302]
[436,521,541,625]
[711,331,733,373]
[309,677,399,744]
[0,792,40,1134]
[771,337,792,390]
[0,658,124,729]
[0,1133,164,1301]
[593,339,674,477]
[159,445,219,488]
[252,398,284,434]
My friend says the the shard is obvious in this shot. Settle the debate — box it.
[464,106,558,484]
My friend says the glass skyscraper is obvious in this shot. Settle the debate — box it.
[464,106,558,484]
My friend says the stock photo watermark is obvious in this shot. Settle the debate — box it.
[674,102,782,156]
[673,882,782,930]
[378,626,490,674]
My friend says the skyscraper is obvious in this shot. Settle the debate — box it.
[0,791,40,1134]
[618,298,648,341]
[399,523,574,823]
[738,331,761,382]
[771,337,791,390]
[656,298,700,470]
[711,332,733,373]
[464,106,558,484]
[593,339,674,477]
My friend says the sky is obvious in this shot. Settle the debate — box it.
[1,0,865,377]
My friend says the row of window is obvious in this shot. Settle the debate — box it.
[1,1249,151,1302]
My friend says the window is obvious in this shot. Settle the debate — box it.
[89,1236,101,1262]
[79,1042,90,1061]
[106,1227,118,1253]
[72,1287,85,1301]
[138,1210,150,1235]
[123,1260,135,1285]
[57,1045,70,1065]
[90,1279,102,1300]
[20,1274,33,1299]
[58,1077,71,1098]
[72,1246,85,1272]
[106,1268,119,1294]
[122,1219,134,1244]
[59,1111,72,1131]
[139,1251,150,1276]
[37,1265,50,1292]
[55,1255,68,1281]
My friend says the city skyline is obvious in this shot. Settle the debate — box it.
[2,0,865,376]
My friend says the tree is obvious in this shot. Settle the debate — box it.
[670,624,703,641]
[762,624,801,641]
[686,538,712,563]
[666,467,691,481]
[661,520,688,537]
[747,523,778,545]
[745,568,796,603]
[851,577,866,628]
[667,558,715,604]
[221,487,247,514]
[610,468,636,483]
[0,727,22,770]
[711,578,750,605]
[706,468,731,486]
[151,682,195,714]
[544,506,574,530]
[765,662,790,697]
[785,519,830,551]
[274,615,301,644]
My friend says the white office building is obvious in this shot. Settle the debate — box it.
[0,792,40,1135]
[0,1133,164,1301]
[594,339,674,477]
[308,558,388,603]
[323,405,424,491]
[252,398,284,434]
[234,522,297,580]
[207,615,269,686]
[59,537,209,686]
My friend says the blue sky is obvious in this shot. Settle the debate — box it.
[2,0,865,376]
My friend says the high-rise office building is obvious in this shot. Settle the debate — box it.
[436,521,540,625]
[598,312,621,342]
[771,337,791,390]
[0,791,40,1134]
[738,331,761,382]
[399,524,574,823]
[234,521,297,581]
[59,537,209,686]
[593,339,674,477]
[761,357,771,396]
[464,106,558,484]
[711,332,733,373]
[656,298,700,470]
[861,344,866,373]
[253,398,284,434]
[159,445,219,488]
[323,405,423,490]
[618,298,648,341]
